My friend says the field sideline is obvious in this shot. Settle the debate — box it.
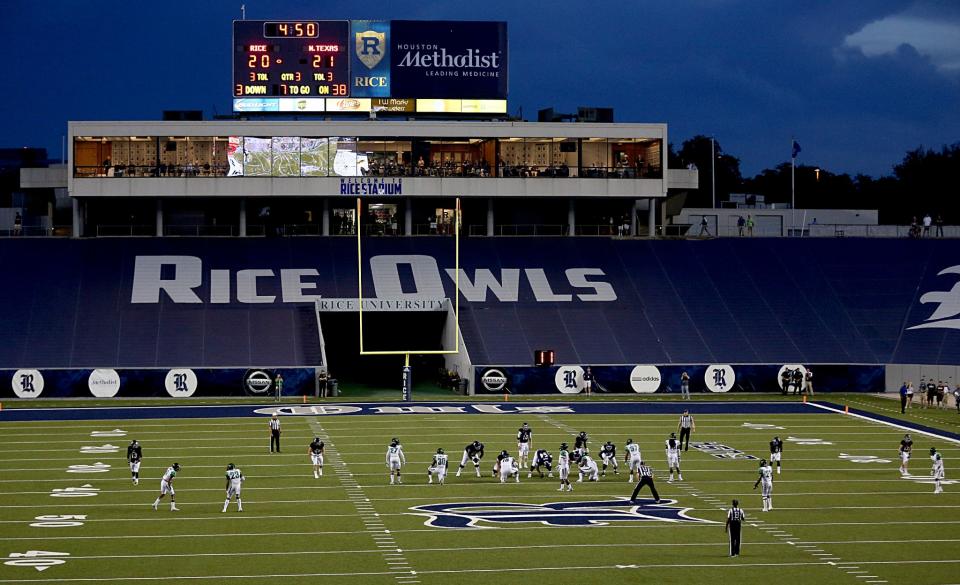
[0,401,957,584]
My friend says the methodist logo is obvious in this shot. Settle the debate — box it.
[408,498,714,529]
[11,369,44,398]
[244,370,274,395]
[907,265,960,330]
[88,369,120,398]
[480,369,508,392]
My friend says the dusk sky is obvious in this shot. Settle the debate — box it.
[3,0,958,177]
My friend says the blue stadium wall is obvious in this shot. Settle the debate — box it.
[0,237,956,397]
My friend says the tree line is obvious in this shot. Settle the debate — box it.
[671,136,960,224]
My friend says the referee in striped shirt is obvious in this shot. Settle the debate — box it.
[629,461,661,503]
[726,499,745,556]
[678,410,695,451]
[269,414,281,453]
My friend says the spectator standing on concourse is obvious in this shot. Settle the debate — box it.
[746,215,754,236]
[936,215,944,237]
[737,215,745,236]
[923,213,932,237]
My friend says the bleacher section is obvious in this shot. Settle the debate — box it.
[0,237,958,368]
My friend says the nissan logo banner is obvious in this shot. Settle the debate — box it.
[244,370,275,396]
[480,369,508,392]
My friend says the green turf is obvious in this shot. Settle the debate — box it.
[0,407,956,584]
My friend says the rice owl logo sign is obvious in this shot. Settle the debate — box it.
[408,498,714,529]
[908,266,960,330]
[481,369,508,392]
[164,369,198,398]
[705,365,735,392]
[244,370,274,396]
[87,369,120,398]
[629,365,661,393]
[555,366,584,394]
[12,369,44,398]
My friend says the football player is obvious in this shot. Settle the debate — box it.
[577,452,599,482]
[428,448,448,485]
[575,431,589,454]
[126,439,142,486]
[770,435,783,474]
[931,447,945,494]
[665,432,683,482]
[557,442,572,491]
[899,434,913,476]
[498,451,520,483]
[152,463,180,511]
[222,463,244,513]
[493,449,508,477]
[529,448,553,478]
[456,440,484,478]
[753,458,774,511]
[624,439,643,483]
[517,422,533,468]
[599,440,619,476]
[386,438,405,485]
[309,436,325,479]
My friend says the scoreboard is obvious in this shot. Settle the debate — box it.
[234,21,349,100]
[232,20,508,114]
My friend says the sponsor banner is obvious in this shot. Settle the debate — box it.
[165,369,198,398]
[233,98,280,112]
[777,364,808,391]
[480,369,508,392]
[373,98,414,112]
[12,369,44,398]
[87,369,120,398]
[0,369,313,398]
[326,97,372,112]
[554,365,584,394]
[472,365,884,395]
[629,365,661,393]
[277,98,325,112]
[390,21,508,99]
[244,369,274,396]
[705,365,735,393]
[351,20,391,97]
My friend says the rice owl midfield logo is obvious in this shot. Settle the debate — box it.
[408,498,715,529]
[908,266,960,330]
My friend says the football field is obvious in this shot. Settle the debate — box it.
[0,403,957,585]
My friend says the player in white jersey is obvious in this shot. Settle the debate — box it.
[152,463,180,511]
[428,448,449,485]
[499,453,520,483]
[665,433,683,482]
[222,463,244,512]
[309,437,325,479]
[386,438,406,484]
[557,443,572,491]
[753,459,774,511]
[624,439,643,483]
[577,452,599,482]
[931,447,945,494]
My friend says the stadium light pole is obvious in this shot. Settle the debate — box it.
[710,137,716,209]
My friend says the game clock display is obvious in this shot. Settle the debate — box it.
[233,20,350,99]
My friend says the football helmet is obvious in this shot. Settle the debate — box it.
[172,463,181,471]
[227,463,235,470]
[437,448,444,455]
